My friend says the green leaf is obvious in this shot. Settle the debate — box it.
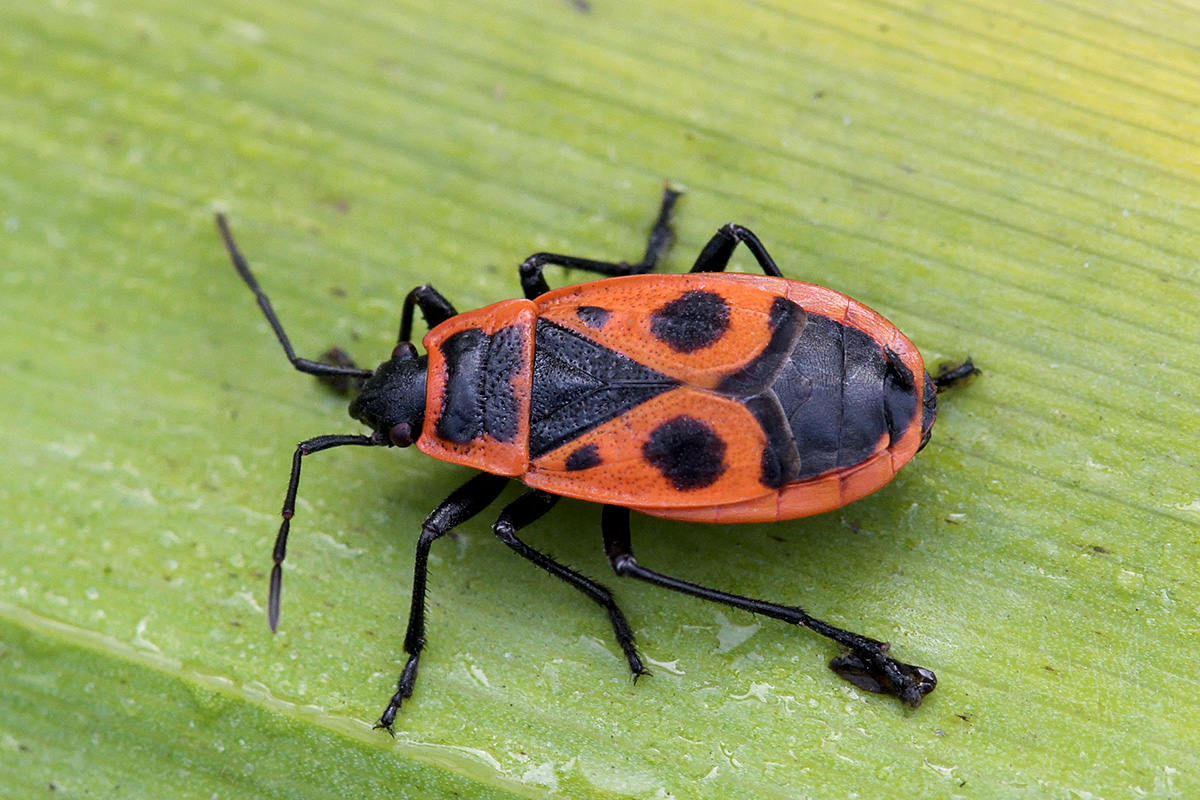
[2,0,1198,797]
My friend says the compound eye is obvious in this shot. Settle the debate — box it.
[389,422,415,447]
[392,342,419,360]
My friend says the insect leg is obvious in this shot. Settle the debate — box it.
[932,358,981,391]
[376,472,510,733]
[215,213,374,382]
[398,285,459,344]
[518,186,682,299]
[689,224,784,277]
[601,506,937,707]
[492,491,648,680]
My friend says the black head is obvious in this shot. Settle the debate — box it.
[348,343,428,447]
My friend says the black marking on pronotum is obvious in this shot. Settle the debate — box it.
[435,325,525,444]
[650,290,730,353]
[565,443,602,471]
[716,296,806,397]
[529,320,678,459]
[575,305,612,329]
[642,415,727,490]
[481,326,527,440]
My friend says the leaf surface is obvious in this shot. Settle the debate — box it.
[2,0,1198,797]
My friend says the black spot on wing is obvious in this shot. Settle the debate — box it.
[643,416,726,490]
[575,305,611,328]
[530,321,678,459]
[650,290,730,353]
[565,443,601,471]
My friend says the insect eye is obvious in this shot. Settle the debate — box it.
[389,423,415,447]
[392,342,419,360]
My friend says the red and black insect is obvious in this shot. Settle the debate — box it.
[216,189,976,732]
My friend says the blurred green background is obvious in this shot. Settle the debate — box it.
[2,0,1198,797]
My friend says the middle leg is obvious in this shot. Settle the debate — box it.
[519,186,682,299]
[398,284,459,345]
[492,491,647,679]
[689,224,785,277]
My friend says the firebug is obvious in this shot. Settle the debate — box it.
[216,188,976,731]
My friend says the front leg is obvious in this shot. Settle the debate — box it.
[320,285,458,398]
[491,491,647,679]
[689,224,784,277]
[376,472,509,733]
[398,284,459,344]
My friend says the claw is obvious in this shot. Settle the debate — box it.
[828,644,937,707]
[372,717,398,738]
[374,694,404,736]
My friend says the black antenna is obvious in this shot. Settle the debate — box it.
[215,213,383,630]
[215,213,373,381]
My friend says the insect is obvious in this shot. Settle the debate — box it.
[216,188,976,732]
